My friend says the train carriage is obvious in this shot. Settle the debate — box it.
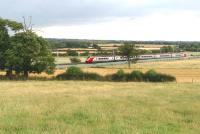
[86,53,187,63]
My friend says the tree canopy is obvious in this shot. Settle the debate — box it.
[119,43,139,68]
[0,18,55,78]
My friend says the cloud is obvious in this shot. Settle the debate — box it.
[38,11,200,41]
[1,0,199,27]
[1,0,200,40]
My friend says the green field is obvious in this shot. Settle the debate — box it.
[0,81,199,134]
[55,56,87,64]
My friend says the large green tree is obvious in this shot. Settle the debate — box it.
[119,43,139,68]
[7,31,55,77]
[0,18,23,76]
[0,17,55,78]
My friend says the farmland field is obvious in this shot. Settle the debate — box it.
[0,81,199,134]
[55,56,87,64]
[31,58,200,82]
[82,58,200,83]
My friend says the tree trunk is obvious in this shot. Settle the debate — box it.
[6,68,13,79]
[24,71,29,78]
[128,57,131,68]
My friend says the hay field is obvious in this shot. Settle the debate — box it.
[82,59,200,83]
[0,81,199,134]
[18,58,200,82]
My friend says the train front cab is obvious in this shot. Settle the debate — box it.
[86,57,95,63]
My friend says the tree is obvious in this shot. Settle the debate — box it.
[0,18,23,77]
[67,49,78,56]
[8,31,55,77]
[160,46,173,53]
[119,43,139,68]
[1,17,55,78]
[92,44,101,50]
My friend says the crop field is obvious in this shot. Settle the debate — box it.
[0,81,199,134]
[31,58,200,82]
[81,59,200,83]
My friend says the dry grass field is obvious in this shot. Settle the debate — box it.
[0,81,199,134]
[82,59,200,83]
[30,58,200,83]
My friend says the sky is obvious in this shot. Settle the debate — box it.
[1,0,200,41]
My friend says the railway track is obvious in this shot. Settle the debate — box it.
[56,56,200,69]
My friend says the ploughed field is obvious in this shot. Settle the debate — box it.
[0,81,199,134]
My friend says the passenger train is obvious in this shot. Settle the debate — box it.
[85,53,187,63]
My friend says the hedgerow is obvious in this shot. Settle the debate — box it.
[56,67,176,82]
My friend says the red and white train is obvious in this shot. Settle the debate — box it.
[86,53,187,63]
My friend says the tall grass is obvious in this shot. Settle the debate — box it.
[0,81,199,134]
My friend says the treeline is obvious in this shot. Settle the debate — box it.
[48,39,200,52]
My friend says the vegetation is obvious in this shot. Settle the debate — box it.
[48,38,200,52]
[57,67,175,82]
[70,57,81,63]
[105,69,175,82]
[160,45,174,53]
[0,81,199,134]
[0,17,55,78]
[56,66,103,81]
[80,51,89,56]
[144,69,176,82]
[118,43,139,68]
[67,49,79,56]
[0,18,23,75]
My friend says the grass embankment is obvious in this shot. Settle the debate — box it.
[0,81,199,134]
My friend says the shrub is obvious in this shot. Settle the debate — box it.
[56,67,176,82]
[70,57,81,63]
[56,66,83,80]
[83,72,103,81]
[127,70,144,81]
[144,69,176,82]
[67,50,78,56]
[105,69,127,82]
[56,66,103,81]
[144,69,158,82]
[66,66,83,79]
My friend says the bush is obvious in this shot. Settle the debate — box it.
[66,66,83,79]
[70,57,81,63]
[56,67,176,82]
[105,69,127,82]
[56,66,83,80]
[56,66,103,81]
[144,69,176,82]
[83,73,103,81]
[127,70,144,81]
[67,50,78,56]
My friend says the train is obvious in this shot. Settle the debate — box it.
[85,53,187,63]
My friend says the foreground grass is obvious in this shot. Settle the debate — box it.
[0,81,199,134]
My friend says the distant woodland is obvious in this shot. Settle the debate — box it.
[47,38,200,52]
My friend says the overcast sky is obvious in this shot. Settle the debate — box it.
[1,0,200,41]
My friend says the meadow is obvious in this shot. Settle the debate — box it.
[0,81,199,134]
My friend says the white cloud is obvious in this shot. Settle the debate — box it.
[37,11,200,41]
[2,0,200,40]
